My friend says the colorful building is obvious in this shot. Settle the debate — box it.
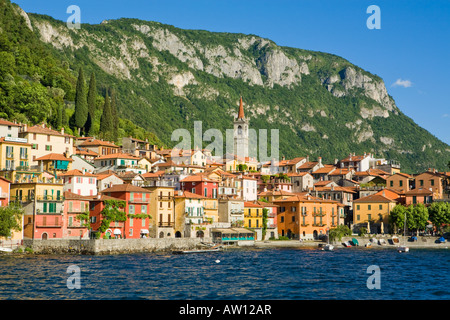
[99,184,152,239]
[273,194,340,240]
[143,185,175,238]
[11,178,65,239]
[353,193,397,234]
[180,174,218,199]
[63,191,90,239]
[58,169,97,196]
[243,201,264,240]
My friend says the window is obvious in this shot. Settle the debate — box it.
[69,217,73,227]
[368,205,371,210]
[431,179,435,186]
[129,228,133,236]
[204,188,207,197]
[390,181,394,187]
[399,180,403,187]
[379,204,383,210]
[357,215,360,221]
[129,205,135,214]
[419,180,424,187]
[291,206,296,212]
[291,215,295,222]
[45,145,52,151]
[368,214,371,221]
[280,216,284,223]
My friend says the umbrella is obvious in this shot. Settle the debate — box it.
[114,229,121,235]
[380,221,384,234]
[367,221,370,234]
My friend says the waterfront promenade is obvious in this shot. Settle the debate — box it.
[1,235,447,255]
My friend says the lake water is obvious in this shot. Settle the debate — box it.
[0,247,449,300]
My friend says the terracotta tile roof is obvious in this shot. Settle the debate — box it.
[328,168,352,176]
[390,172,412,179]
[95,153,140,161]
[312,165,336,174]
[298,161,319,169]
[102,184,151,193]
[79,138,118,148]
[22,124,74,137]
[59,169,96,177]
[94,172,122,181]
[353,194,396,203]
[274,194,338,203]
[141,171,165,179]
[287,172,311,177]
[180,175,215,183]
[35,153,73,162]
[244,201,264,208]
[374,189,404,199]
[404,188,433,195]
[174,190,207,199]
[0,119,20,126]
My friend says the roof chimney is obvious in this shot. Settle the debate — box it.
[318,157,322,165]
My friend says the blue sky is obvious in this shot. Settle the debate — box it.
[13,0,450,145]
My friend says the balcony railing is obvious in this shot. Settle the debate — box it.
[312,223,326,227]
[35,221,63,228]
[36,195,64,201]
[312,212,326,217]
[129,198,149,204]
[158,222,174,227]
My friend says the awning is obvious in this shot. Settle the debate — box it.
[113,229,122,235]
[140,229,149,234]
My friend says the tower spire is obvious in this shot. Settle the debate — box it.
[238,96,245,119]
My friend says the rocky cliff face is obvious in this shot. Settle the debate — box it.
[23,13,450,172]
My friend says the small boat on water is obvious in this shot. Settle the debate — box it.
[172,244,222,254]
[0,247,13,253]
[322,244,334,251]
[398,245,409,253]
[343,241,352,247]
[365,242,372,248]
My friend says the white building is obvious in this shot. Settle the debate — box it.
[59,169,97,196]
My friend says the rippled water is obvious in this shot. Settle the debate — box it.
[0,247,449,300]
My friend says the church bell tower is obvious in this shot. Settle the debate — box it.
[234,97,249,159]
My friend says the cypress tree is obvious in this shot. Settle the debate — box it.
[74,67,88,135]
[110,88,119,142]
[99,92,113,141]
[86,73,96,136]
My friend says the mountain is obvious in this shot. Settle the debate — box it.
[2,0,449,172]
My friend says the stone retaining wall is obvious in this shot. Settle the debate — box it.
[337,236,448,248]
[23,237,212,255]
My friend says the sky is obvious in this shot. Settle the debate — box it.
[12,0,450,145]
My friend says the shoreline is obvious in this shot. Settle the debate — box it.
[1,235,448,256]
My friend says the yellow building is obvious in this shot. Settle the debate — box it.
[10,178,64,239]
[143,185,175,238]
[243,201,264,235]
[35,153,73,175]
[0,137,32,182]
[353,193,397,234]
[203,197,219,224]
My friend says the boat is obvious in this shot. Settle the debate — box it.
[392,236,400,244]
[343,241,352,247]
[351,238,359,246]
[172,244,222,254]
[321,230,334,251]
[378,239,387,246]
[398,245,409,253]
[365,242,372,248]
[0,247,13,253]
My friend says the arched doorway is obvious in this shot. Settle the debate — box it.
[175,231,182,238]
[159,231,164,238]
[196,230,204,238]
[42,233,48,240]
[313,230,318,240]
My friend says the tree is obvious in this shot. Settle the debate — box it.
[85,72,97,136]
[109,88,119,142]
[428,201,450,234]
[408,204,429,236]
[389,204,406,234]
[73,67,88,135]
[0,202,24,238]
[329,225,351,242]
[99,92,113,141]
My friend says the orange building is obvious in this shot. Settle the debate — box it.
[386,172,412,193]
[273,194,339,240]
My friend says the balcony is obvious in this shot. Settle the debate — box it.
[129,198,149,204]
[35,221,63,228]
[312,212,326,217]
[158,222,174,227]
[312,223,326,227]
[36,195,64,201]
[6,153,14,159]
[20,154,28,160]
[10,195,33,202]
[158,195,173,201]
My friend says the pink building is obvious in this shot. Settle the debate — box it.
[59,169,97,196]
[63,191,90,239]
